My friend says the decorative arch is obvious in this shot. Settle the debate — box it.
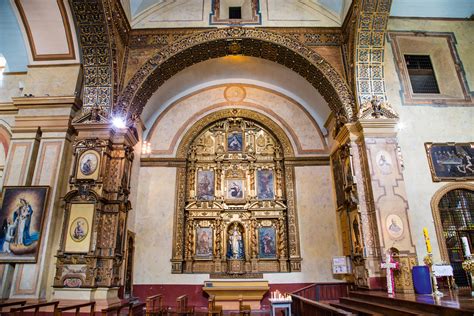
[0,124,12,158]
[118,27,356,121]
[175,108,296,158]
[431,183,474,262]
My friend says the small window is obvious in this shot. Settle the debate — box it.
[404,55,440,94]
[229,6,242,19]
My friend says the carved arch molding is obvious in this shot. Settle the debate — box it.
[171,109,302,274]
[118,27,356,121]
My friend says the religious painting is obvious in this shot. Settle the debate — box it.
[227,132,243,152]
[386,214,404,239]
[69,217,88,242]
[349,211,363,255]
[196,170,215,201]
[226,179,244,200]
[226,222,244,259]
[0,186,49,263]
[257,169,275,200]
[375,150,393,175]
[258,227,277,259]
[77,149,101,180]
[65,204,94,253]
[195,227,213,258]
[425,143,474,181]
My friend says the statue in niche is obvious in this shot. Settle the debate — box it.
[227,223,244,259]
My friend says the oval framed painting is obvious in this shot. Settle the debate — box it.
[78,150,100,178]
[386,214,404,239]
[69,217,89,242]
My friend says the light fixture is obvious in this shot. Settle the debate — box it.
[112,116,126,129]
[142,141,151,155]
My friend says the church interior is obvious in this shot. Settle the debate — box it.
[0,0,473,314]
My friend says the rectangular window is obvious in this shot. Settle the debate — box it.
[404,55,440,94]
[229,6,242,19]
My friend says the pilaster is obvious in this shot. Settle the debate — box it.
[53,121,138,306]
[1,96,79,299]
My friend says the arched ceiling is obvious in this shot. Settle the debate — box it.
[141,56,332,137]
[0,0,80,71]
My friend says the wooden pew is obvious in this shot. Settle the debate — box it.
[0,300,27,315]
[55,301,96,316]
[238,295,251,316]
[10,301,60,315]
[207,295,222,316]
[146,294,164,315]
[102,301,146,316]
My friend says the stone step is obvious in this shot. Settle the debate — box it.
[330,301,384,316]
[339,297,437,316]
[349,291,474,316]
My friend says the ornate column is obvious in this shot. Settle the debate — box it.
[53,119,137,305]
[335,99,417,293]
[0,97,79,299]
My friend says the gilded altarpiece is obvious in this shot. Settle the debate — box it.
[53,124,136,289]
[172,117,301,275]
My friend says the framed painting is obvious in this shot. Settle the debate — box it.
[258,227,277,259]
[0,186,49,263]
[196,170,215,201]
[257,169,275,200]
[195,227,213,258]
[65,204,94,253]
[425,143,474,181]
[226,179,245,200]
[76,149,101,180]
[227,132,243,152]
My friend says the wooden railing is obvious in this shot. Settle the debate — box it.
[55,301,96,316]
[292,282,352,301]
[291,294,355,316]
[10,301,60,315]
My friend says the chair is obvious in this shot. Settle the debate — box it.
[238,296,251,316]
[169,294,193,316]
[146,294,164,315]
[10,301,60,315]
[55,301,96,316]
[207,295,222,316]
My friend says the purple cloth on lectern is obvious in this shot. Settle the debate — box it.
[412,266,432,294]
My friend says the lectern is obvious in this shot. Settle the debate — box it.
[202,280,269,310]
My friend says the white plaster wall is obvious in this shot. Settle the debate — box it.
[133,165,342,284]
[385,18,474,263]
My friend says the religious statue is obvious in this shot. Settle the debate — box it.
[227,223,244,259]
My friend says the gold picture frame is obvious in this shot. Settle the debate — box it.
[425,142,474,182]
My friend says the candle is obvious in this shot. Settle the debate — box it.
[461,237,471,257]
[423,227,432,254]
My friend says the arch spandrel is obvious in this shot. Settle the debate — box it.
[175,108,295,159]
[118,28,356,122]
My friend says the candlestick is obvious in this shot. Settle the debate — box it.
[423,227,432,254]
[462,237,471,257]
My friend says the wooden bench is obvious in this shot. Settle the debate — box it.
[10,301,60,315]
[146,294,164,315]
[102,301,145,316]
[207,295,222,316]
[55,301,96,316]
[0,300,27,315]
